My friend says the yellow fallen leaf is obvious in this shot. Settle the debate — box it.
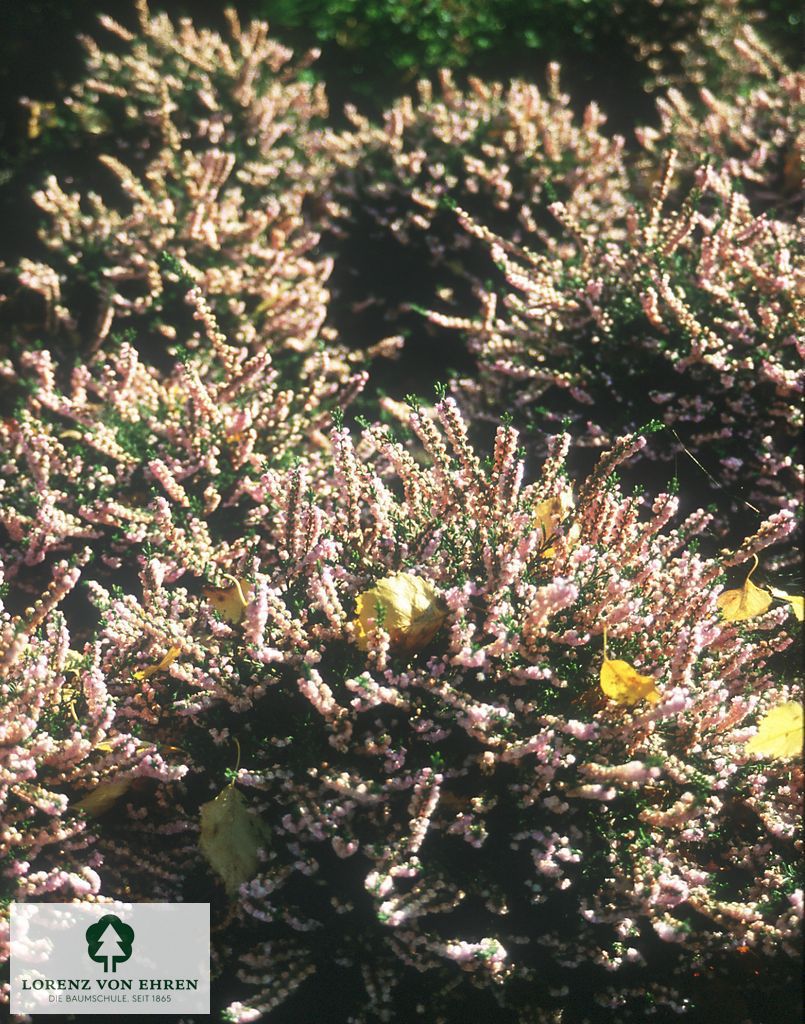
[717,555,772,622]
[74,779,133,817]
[46,651,85,720]
[745,702,803,759]
[600,659,661,706]
[354,572,446,653]
[599,627,660,706]
[133,645,181,681]
[199,785,268,896]
[27,100,56,140]
[203,575,253,624]
[717,579,773,622]
[94,737,152,755]
[534,490,578,557]
[534,496,564,536]
[768,586,804,622]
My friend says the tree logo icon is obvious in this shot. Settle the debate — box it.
[85,914,135,973]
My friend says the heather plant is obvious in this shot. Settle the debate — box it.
[319,22,800,447]
[333,64,629,257]
[324,63,631,371]
[0,280,367,1001]
[3,2,346,361]
[1,366,802,1019]
[0,287,367,574]
[0,551,188,904]
[626,0,800,94]
[636,25,804,215]
[426,155,803,526]
[14,150,338,357]
[39,3,331,187]
[0,5,803,1023]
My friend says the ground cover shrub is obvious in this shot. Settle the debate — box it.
[315,17,800,535]
[322,62,631,407]
[1,332,802,1019]
[636,25,803,215]
[626,0,801,95]
[0,293,365,572]
[333,64,629,254]
[424,155,803,528]
[55,3,330,180]
[2,2,349,364]
[0,5,802,1023]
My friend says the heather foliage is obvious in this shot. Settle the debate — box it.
[53,4,330,180]
[0,3,802,1023]
[1,294,365,570]
[7,4,342,363]
[636,25,804,212]
[628,0,800,95]
[427,156,803,521]
[2,377,801,1020]
[326,21,801,531]
[334,64,628,251]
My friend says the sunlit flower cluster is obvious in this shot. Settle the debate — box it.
[427,156,803,524]
[332,63,629,261]
[7,0,342,361]
[636,25,803,212]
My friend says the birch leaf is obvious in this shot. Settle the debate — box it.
[534,496,564,539]
[717,578,773,622]
[534,490,577,557]
[203,577,253,624]
[354,572,446,653]
[745,703,804,759]
[133,645,181,681]
[74,779,133,817]
[600,656,661,706]
[199,785,267,896]
[768,586,804,622]
[717,557,772,622]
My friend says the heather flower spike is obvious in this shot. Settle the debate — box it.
[717,555,774,622]
[354,572,447,653]
[745,703,804,759]
[599,625,661,706]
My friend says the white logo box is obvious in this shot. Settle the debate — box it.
[11,902,210,1015]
